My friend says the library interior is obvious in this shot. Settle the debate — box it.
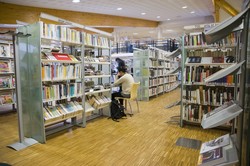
[0,0,250,165]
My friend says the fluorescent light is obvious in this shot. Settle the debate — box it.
[190,11,195,14]
[156,16,161,19]
[182,6,187,9]
[141,13,146,15]
[72,0,80,3]
[117,7,122,10]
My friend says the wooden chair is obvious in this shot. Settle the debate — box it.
[115,82,140,115]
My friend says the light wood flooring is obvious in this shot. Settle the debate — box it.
[0,89,227,166]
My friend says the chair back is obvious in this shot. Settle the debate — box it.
[130,82,140,100]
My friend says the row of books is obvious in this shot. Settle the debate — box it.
[41,22,110,48]
[0,76,15,89]
[42,63,81,81]
[0,94,14,105]
[186,48,235,57]
[42,83,82,100]
[185,66,234,84]
[149,76,178,87]
[41,52,80,62]
[84,56,109,63]
[183,87,234,106]
[0,43,13,58]
[43,101,83,120]
[84,33,109,48]
[87,95,111,109]
[184,31,238,46]
[41,22,82,43]
[183,104,231,123]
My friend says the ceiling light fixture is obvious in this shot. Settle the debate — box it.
[117,7,122,10]
[167,18,171,21]
[190,11,195,14]
[72,0,80,3]
[133,32,138,35]
[182,6,187,9]
[157,16,161,19]
[141,13,146,15]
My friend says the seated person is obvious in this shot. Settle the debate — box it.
[112,66,134,105]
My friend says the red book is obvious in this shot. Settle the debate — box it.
[52,53,72,61]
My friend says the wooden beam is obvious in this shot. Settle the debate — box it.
[215,0,239,16]
[214,0,220,22]
[0,2,158,28]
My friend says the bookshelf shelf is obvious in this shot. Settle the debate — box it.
[180,28,240,127]
[0,72,15,75]
[85,75,111,78]
[84,44,110,49]
[41,37,82,46]
[85,89,110,95]
[41,59,81,64]
[84,61,110,65]
[15,21,86,143]
[0,38,15,110]
[42,94,83,103]
[133,47,180,101]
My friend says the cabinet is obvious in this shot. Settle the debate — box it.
[83,33,111,124]
[16,21,84,143]
[0,39,15,109]
[133,47,180,101]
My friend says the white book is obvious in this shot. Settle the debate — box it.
[200,134,230,154]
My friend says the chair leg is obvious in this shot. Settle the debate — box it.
[136,99,139,112]
[128,101,133,116]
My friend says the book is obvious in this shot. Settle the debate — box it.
[0,94,13,105]
[200,134,230,154]
[0,61,10,73]
[0,77,11,88]
[52,53,72,61]
[198,147,226,166]
[0,44,10,57]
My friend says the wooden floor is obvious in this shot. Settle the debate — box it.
[0,89,227,166]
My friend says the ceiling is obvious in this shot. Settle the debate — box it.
[0,0,214,21]
[0,0,215,40]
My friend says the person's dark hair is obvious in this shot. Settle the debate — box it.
[116,58,125,67]
[117,66,127,73]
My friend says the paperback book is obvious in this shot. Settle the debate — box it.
[200,134,230,154]
[197,147,227,166]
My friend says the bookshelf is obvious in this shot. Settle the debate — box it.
[83,33,111,123]
[15,21,84,143]
[189,7,250,166]
[133,47,180,101]
[0,39,15,109]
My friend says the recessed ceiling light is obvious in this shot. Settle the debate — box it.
[72,0,80,3]
[167,18,171,21]
[190,11,195,14]
[157,16,161,19]
[182,6,187,9]
[141,13,146,15]
[117,7,122,10]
